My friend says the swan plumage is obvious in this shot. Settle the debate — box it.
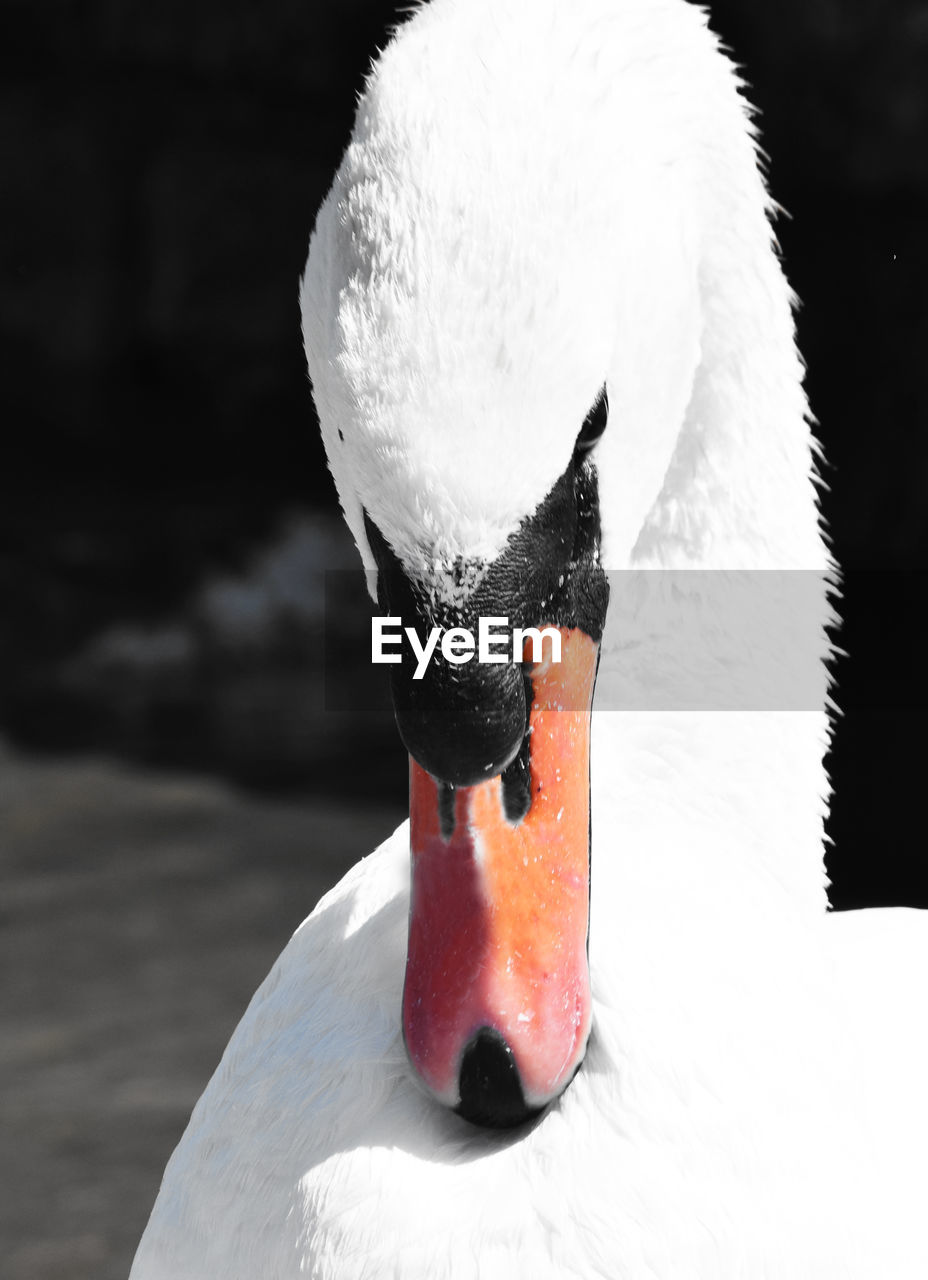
[131,0,928,1275]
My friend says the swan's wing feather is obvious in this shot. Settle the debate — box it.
[827,906,928,1120]
[130,823,412,1280]
[826,906,928,1255]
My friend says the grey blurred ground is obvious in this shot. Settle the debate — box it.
[0,738,404,1280]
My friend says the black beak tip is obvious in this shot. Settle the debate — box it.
[455,1027,544,1129]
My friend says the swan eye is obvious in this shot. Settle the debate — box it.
[575,386,608,454]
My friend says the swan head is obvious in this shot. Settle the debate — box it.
[301,1,720,1125]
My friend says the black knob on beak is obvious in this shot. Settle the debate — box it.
[391,655,527,787]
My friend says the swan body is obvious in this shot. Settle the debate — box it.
[131,0,928,1275]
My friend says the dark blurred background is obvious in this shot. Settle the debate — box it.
[1,2,926,1276]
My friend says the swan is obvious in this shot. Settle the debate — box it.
[131,0,928,1275]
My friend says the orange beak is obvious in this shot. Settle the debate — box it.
[402,627,598,1122]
